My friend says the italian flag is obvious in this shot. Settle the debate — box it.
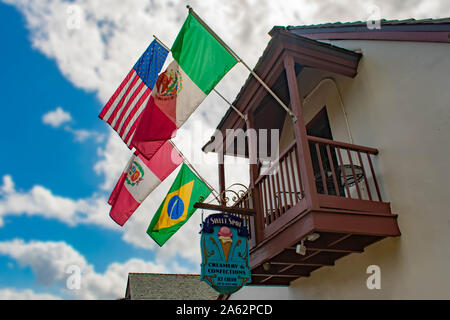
[131,12,238,159]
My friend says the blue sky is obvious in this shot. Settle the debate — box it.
[0,4,103,197]
[1,0,449,300]
[0,2,167,299]
[0,1,207,300]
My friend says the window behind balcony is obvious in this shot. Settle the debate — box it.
[307,107,343,196]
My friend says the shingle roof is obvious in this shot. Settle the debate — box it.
[290,17,450,28]
[271,17,450,35]
[125,273,219,300]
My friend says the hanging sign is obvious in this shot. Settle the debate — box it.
[200,213,251,295]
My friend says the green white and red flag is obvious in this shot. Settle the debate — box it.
[131,12,238,159]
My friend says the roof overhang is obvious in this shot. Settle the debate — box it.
[272,18,450,43]
[202,29,362,154]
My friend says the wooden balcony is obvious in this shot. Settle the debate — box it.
[202,30,400,286]
[233,136,400,285]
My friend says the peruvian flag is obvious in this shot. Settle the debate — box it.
[108,140,183,226]
[131,12,237,159]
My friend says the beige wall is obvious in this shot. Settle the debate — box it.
[231,39,450,299]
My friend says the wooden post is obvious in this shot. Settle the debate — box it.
[283,55,319,209]
[246,113,265,244]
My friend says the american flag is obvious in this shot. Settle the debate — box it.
[99,40,169,147]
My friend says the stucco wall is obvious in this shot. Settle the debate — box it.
[231,39,450,299]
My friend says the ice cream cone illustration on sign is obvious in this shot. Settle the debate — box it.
[218,226,233,261]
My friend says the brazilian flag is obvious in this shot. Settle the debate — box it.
[147,163,211,246]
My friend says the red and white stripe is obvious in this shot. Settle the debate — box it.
[99,69,152,148]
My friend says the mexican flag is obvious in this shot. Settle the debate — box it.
[131,12,238,159]
[147,163,211,246]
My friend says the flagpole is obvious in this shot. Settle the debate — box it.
[212,88,247,121]
[168,140,221,203]
[186,5,297,123]
[152,35,247,121]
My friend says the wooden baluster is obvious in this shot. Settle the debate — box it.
[258,182,265,225]
[315,142,328,195]
[293,146,304,199]
[357,151,372,201]
[347,149,362,199]
[273,163,284,216]
[282,155,294,208]
[261,180,269,225]
[265,177,275,226]
[280,160,288,209]
[288,150,297,205]
[336,147,351,198]
[287,150,299,203]
[366,153,382,202]
[277,166,284,213]
[267,179,274,225]
[256,185,265,228]
[269,173,279,221]
[326,144,340,196]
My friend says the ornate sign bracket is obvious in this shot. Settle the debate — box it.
[194,183,255,216]
[193,202,255,216]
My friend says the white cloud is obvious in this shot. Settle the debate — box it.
[63,126,105,143]
[0,288,61,300]
[71,128,90,142]
[94,131,130,191]
[0,175,14,194]
[0,174,116,229]
[42,107,104,143]
[0,239,88,286]
[0,239,191,299]
[42,107,72,128]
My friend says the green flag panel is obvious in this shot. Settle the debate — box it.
[171,13,238,95]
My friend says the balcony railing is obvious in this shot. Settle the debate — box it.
[255,140,304,229]
[307,135,382,202]
[233,136,391,248]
